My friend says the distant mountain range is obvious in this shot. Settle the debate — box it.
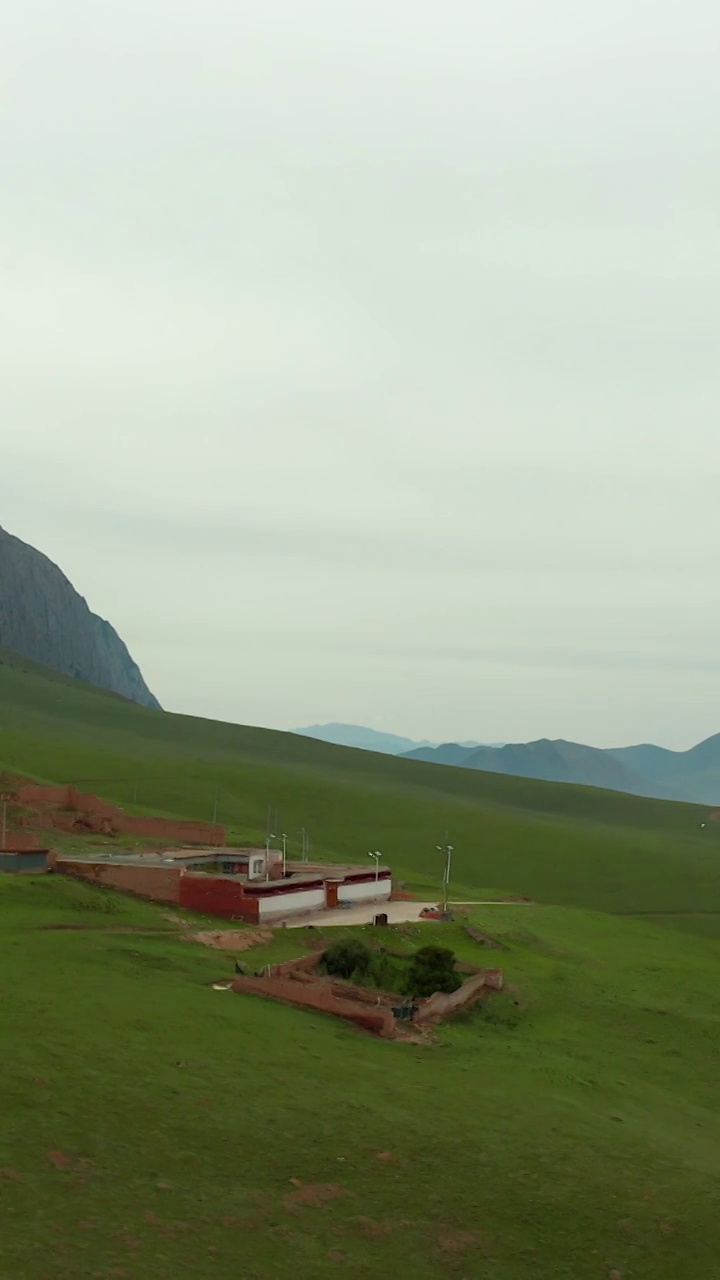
[293,722,720,805]
[403,736,720,806]
[292,723,490,756]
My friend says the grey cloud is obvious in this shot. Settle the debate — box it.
[359,647,720,674]
[2,0,719,749]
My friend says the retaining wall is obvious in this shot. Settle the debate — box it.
[416,969,504,1023]
[231,974,396,1037]
[268,952,323,978]
[57,859,182,904]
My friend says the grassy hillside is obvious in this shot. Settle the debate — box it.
[2,649,720,926]
[1,875,718,1279]
[3,652,720,1277]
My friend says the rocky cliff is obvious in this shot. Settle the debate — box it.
[0,525,160,709]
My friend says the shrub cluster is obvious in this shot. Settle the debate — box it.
[322,939,461,999]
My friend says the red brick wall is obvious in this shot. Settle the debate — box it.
[231,975,396,1037]
[416,969,504,1023]
[57,859,182,904]
[179,874,259,921]
[0,832,39,852]
[268,953,322,978]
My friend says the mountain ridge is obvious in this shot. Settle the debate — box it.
[403,735,720,804]
[0,525,159,710]
[292,722,484,755]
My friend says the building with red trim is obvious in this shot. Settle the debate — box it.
[54,847,392,922]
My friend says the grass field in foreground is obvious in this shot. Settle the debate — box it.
[1,875,718,1280]
[1,650,720,930]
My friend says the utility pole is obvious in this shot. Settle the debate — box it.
[436,843,454,916]
[280,832,288,877]
[212,784,220,824]
[265,833,275,882]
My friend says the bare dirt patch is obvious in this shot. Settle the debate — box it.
[438,1231,484,1254]
[283,1182,349,1209]
[47,1150,73,1169]
[190,929,273,951]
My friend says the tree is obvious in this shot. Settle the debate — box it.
[404,945,460,999]
[323,939,372,980]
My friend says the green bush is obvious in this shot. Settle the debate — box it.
[323,939,373,979]
[404,945,461,999]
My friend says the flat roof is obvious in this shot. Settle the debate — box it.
[56,851,389,881]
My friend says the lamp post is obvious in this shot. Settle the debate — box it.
[265,833,276,882]
[280,832,288,877]
[436,843,454,916]
[368,850,382,882]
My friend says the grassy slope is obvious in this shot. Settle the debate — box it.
[1,876,718,1280]
[1,651,720,924]
[2,655,720,1276]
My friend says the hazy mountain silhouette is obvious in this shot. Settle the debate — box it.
[402,736,720,804]
[293,723,485,756]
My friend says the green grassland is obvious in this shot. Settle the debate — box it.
[1,650,720,926]
[1,651,720,1277]
[1,876,718,1280]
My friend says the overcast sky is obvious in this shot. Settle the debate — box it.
[2,1,719,749]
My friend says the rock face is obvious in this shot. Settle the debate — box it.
[0,525,160,709]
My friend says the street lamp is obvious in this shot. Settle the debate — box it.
[265,832,276,882]
[368,850,382,882]
[436,843,454,916]
[280,832,288,877]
